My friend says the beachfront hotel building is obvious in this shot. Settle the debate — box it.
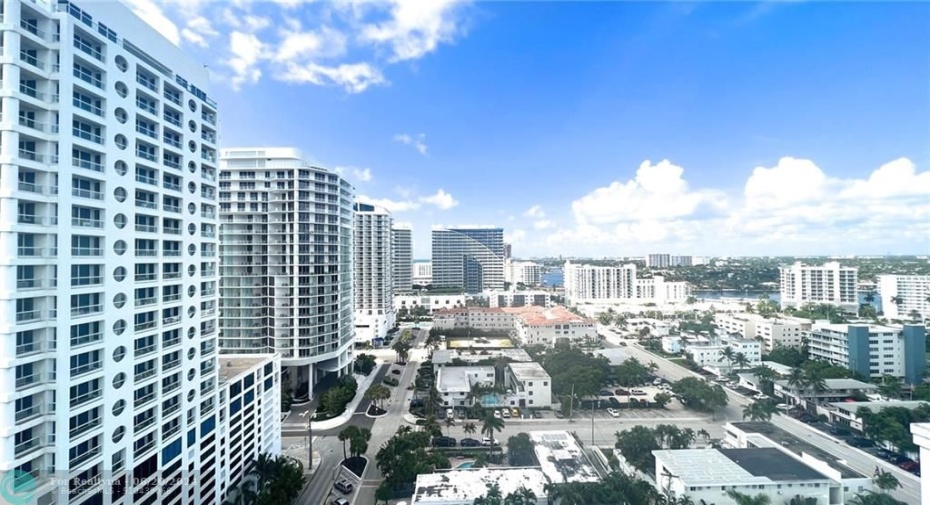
[0,1,257,503]
[219,147,355,398]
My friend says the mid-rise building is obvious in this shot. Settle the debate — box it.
[774,378,878,408]
[487,290,554,308]
[647,254,671,268]
[0,1,236,503]
[395,293,465,313]
[219,148,355,399]
[806,322,926,383]
[563,262,691,304]
[412,259,432,286]
[391,223,412,293]
[879,274,930,321]
[431,226,505,293]
[714,313,811,352]
[432,307,516,332]
[354,203,395,344]
[779,262,858,312]
[509,306,597,347]
[910,423,930,503]
[683,335,762,375]
[504,259,541,286]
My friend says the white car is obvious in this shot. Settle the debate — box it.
[493,409,502,419]
[502,409,511,418]
[481,437,499,446]
[606,408,620,418]
[753,393,768,401]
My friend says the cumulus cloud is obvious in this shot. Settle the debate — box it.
[358,195,421,213]
[393,133,429,155]
[335,166,373,182]
[533,219,555,230]
[143,0,469,93]
[419,189,459,210]
[524,205,545,218]
[545,157,930,256]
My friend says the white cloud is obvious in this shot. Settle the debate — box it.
[524,205,545,218]
[335,166,373,182]
[277,62,386,93]
[274,26,347,62]
[542,156,930,257]
[419,189,459,210]
[226,31,266,89]
[181,16,219,48]
[126,0,180,45]
[358,195,421,213]
[393,133,428,155]
[533,219,555,230]
[360,0,466,62]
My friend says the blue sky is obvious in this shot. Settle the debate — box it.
[134,0,930,258]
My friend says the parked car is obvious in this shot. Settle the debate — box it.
[614,388,629,396]
[599,389,613,396]
[334,480,354,494]
[554,410,564,418]
[432,436,457,447]
[511,407,520,418]
[653,378,663,386]
[619,342,627,346]
[848,437,874,448]
[461,438,481,447]
[899,460,919,472]
[631,389,647,396]
[532,410,542,419]
[332,499,350,505]
[481,436,499,446]
[494,409,502,419]
[458,409,466,419]
[391,369,401,375]
[606,408,620,418]
[446,408,454,419]
[502,409,511,418]
[829,426,851,436]
[753,393,768,401]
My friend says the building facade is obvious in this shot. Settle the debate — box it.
[509,306,597,347]
[219,148,355,398]
[354,203,395,344]
[564,262,691,304]
[504,259,541,286]
[0,1,232,503]
[391,223,412,293]
[487,290,553,308]
[431,226,505,293]
[683,336,762,375]
[779,262,858,312]
[432,307,516,332]
[879,274,930,321]
[714,313,811,352]
[806,323,926,383]
[394,294,465,313]
[412,260,432,286]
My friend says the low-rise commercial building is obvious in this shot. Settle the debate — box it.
[662,336,682,354]
[432,348,532,374]
[436,366,496,407]
[654,448,835,505]
[435,361,552,409]
[530,431,601,484]
[714,313,811,352]
[826,400,930,433]
[395,294,467,313]
[433,307,517,332]
[412,467,549,505]
[806,323,926,383]
[910,423,930,502]
[774,378,878,407]
[505,363,553,409]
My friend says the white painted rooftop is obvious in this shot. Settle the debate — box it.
[413,467,549,503]
[529,431,600,484]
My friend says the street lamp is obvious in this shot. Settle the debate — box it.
[306,419,313,470]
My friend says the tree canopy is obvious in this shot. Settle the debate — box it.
[539,346,612,397]
[671,377,728,413]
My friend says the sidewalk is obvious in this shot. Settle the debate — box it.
[282,364,384,432]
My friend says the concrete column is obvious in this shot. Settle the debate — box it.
[911,422,930,505]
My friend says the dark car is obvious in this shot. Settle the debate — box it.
[461,438,481,447]
[899,460,919,472]
[830,426,851,436]
[391,369,401,375]
[619,342,627,346]
[432,436,457,447]
[599,390,613,396]
[614,388,629,396]
[532,410,542,419]
[848,437,874,448]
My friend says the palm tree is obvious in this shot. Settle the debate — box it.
[503,486,537,505]
[725,488,772,505]
[463,421,478,437]
[804,369,828,397]
[890,295,903,307]
[742,400,777,422]
[787,367,806,394]
[719,346,736,372]
[874,470,901,492]
[364,384,391,410]
[908,309,921,322]
[338,426,356,462]
[481,413,505,454]
[224,480,258,505]
[444,416,456,437]
[849,491,907,505]
[785,496,818,505]
[733,352,750,372]
[864,290,876,304]
[751,365,776,395]
[696,429,711,445]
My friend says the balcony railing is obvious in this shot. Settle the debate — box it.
[73,157,104,173]
[14,436,43,458]
[71,388,102,408]
[16,310,42,323]
[70,360,101,377]
[69,417,101,438]
[72,188,103,200]
[71,247,102,257]
[73,67,104,89]
[72,218,103,228]
[135,297,157,307]
[73,38,103,61]
[15,404,43,423]
[70,445,102,468]
[134,320,157,332]
[135,200,157,209]
[136,149,157,162]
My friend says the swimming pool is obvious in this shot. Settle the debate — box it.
[456,462,474,469]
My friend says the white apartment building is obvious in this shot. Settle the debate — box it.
[564,261,691,304]
[432,307,516,332]
[879,274,930,320]
[354,203,395,344]
[504,362,552,408]
[508,306,597,347]
[646,254,692,268]
[218,148,355,398]
[412,260,432,286]
[394,293,465,313]
[0,1,231,503]
[487,289,553,308]
[504,259,541,286]
[391,223,412,293]
[714,313,811,352]
[683,336,762,375]
[910,423,930,504]
[779,262,858,312]
[431,226,505,293]
[436,362,552,409]
[216,354,282,499]
[806,322,926,383]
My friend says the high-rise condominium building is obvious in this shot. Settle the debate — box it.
[878,274,930,321]
[219,148,355,398]
[391,223,412,293]
[646,254,692,268]
[431,226,505,293]
[563,262,691,304]
[355,203,395,344]
[779,262,858,312]
[0,1,236,503]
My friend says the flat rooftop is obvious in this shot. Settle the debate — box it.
[217,355,271,384]
[775,378,877,392]
[830,400,929,416]
[436,366,495,393]
[653,448,829,486]
[530,431,600,484]
[508,362,550,382]
[813,322,901,333]
[413,467,549,503]
[729,422,863,479]
[432,348,532,365]
[503,305,594,326]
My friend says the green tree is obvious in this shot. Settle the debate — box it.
[474,484,503,505]
[653,392,673,408]
[742,400,777,422]
[345,426,372,458]
[444,416,456,437]
[353,353,378,375]
[615,358,652,387]
[364,383,391,410]
[463,421,478,437]
[671,377,729,414]
[878,375,902,399]
[733,352,750,372]
[615,425,660,472]
[725,488,772,505]
[719,346,736,371]
[849,491,907,505]
[874,471,901,492]
[481,413,505,453]
[506,433,536,466]
[503,487,537,505]
[337,426,353,461]
[751,365,777,396]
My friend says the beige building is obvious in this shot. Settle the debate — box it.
[714,313,811,352]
